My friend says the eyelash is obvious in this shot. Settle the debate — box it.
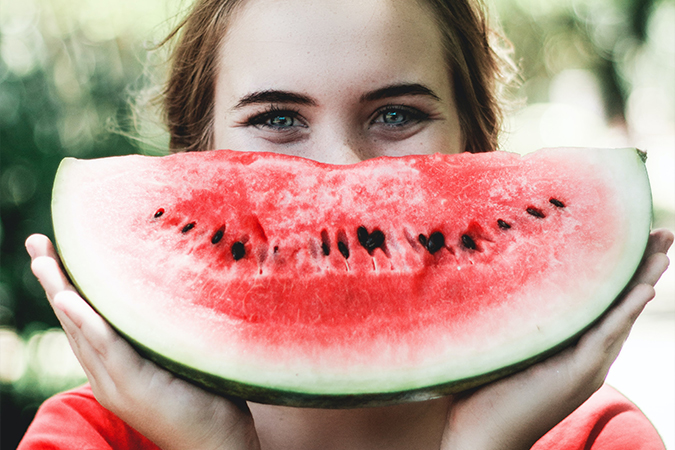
[244,105,305,130]
[370,105,431,127]
[243,104,431,131]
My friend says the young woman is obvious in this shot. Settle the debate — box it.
[21,0,673,449]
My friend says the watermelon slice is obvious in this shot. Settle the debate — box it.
[51,147,651,407]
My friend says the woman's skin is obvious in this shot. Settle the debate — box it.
[212,0,462,162]
[26,0,673,449]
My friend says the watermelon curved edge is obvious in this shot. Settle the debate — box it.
[50,147,652,408]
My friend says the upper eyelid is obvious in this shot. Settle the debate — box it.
[370,98,438,117]
[251,105,301,116]
[375,104,426,112]
[371,104,430,119]
[245,106,307,129]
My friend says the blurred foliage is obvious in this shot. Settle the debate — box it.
[0,0,672,448]
[494,0,667,121]
[0,1,171,446]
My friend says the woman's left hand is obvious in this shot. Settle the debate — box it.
[26,234,261,450]
[441,228,673,450]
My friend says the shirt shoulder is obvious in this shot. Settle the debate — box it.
[17,384,160,450]
[532,384,665,450]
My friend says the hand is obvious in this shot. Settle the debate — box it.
[26,234,261,450]
[441,228,673,450]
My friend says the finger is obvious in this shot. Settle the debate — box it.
[634,252,670,287]
[53,291,144,386]
[55,301,187,426]
[626,230,672,290]
[51,309,111,407]
[51,291,119,387]
[30,256,77,302]
[27,237,120,399]
[55,306,101,390]
[575,283,655,378]
[644,228,674,257]
[25,234,60,260]
[53,291,152,414]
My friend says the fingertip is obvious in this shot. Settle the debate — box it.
[650,228,674,252]
[624,283,656,319]
[645,252,670,286]
[30,255,63,283]
[52,291,75,328]
[30,255,54,279]
[659,228,675,247]
[52,289,77,310]
[53,290,91,327]
[637,282,656,300]
[31,255,76,301]
[25,234,44,259]
[25,234,58,260]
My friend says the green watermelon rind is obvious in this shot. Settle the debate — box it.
[117,312,604,408]
[51,147,652,408]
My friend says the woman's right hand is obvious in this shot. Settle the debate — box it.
[26,234,261,450]
[441,228,673,450]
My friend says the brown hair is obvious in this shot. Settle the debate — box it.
[422,0,513,153]
[161,0,514,153]
[160,0,239,153]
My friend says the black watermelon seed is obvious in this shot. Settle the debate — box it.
[526,207,546,218]
[550,198,565,208]
[181,222,196,233]
[357,226,385,251]
[418,234,427,247]
[461,234,477,250]
[211,228,224,244]
[231,242,246,260]
[337,241,350,259]
[357,227,369,247]
[369,230,385,249]
[320,230,331,256]
[153,208,165,218]
[497,219,511,229]
[427,232,445,254]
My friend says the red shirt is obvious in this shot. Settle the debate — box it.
[18,383,664,449]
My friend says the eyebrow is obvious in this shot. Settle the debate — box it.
[233,83,441,110]
[359,83,441,102]
[234,90,317,109]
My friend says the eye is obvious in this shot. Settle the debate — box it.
[246,107,307,131]
[370,105,430,128]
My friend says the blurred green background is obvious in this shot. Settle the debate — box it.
[1,0,673,448]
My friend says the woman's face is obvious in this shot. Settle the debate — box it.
[213,0,462,164]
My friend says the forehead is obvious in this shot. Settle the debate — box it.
[218,0,449,96]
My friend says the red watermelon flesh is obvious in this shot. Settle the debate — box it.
[51,147,651,406]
